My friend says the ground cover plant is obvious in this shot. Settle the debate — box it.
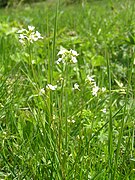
[0,0,135,179]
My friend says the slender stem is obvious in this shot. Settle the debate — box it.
[106,51,113,179]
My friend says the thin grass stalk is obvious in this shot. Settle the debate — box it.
[58,76,65,177]
[47,11,52,122]
[131,123,134,158]
[106,50,113,179]
[49,3,59,178]
[59,62,69,178]
[48,0,58,119]
[65,63,69,152]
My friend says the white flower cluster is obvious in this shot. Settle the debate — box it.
[86,75,99,96]
[86,75,106,96]
[92,85,99,96]
[56,47,79,64]
[86,75,106,97]
[46,84,57,91]
[17,25,43,44]
[38,84,57,96]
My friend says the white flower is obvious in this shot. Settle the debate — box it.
[32,60,36,64]
[71,56,77,63]
[18,34,27,44]
[68,119,76,123]
[19,39,25,44]
[101,108,106,113]
[70,49,78,63]
[19,34,25,39]
[86,75,95,82]
[92,85,99,96]
[29,31,43,42]
[46,84,57,91]
[73,83,80,91]
[29,33,37,42]
[57,47,78,64]
[35,31,43,39]
[56,58,63,64]
[70,49,79,56]
[101,87,106,92]
[18,25,43,44]
[28,25,35,31]
[39,88,45,95]
[19,34,27,40]
[57,48,68,56]
[17,28,27,33]
[71,119,75,123]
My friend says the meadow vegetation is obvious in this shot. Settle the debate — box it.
[0,0,135,179]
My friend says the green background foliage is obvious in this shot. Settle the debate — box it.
[0,0,135,179]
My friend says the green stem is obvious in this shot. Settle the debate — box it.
[106,51,113,179]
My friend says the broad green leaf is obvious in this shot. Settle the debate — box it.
[92,55,106,67]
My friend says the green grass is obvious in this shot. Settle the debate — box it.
[0,0,135,179]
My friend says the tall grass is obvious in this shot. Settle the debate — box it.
[0,0,135,179]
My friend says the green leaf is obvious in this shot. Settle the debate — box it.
[92,55,106,67]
